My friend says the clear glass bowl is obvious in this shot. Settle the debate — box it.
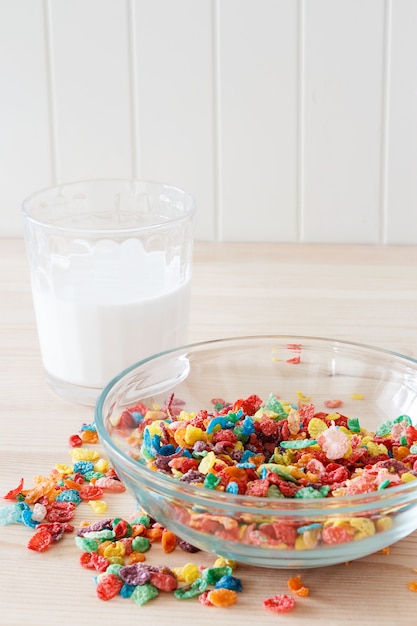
[95,336,417,568]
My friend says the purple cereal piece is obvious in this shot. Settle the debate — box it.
[177,539,201,553]
[119,564,155,586]
[77,518,112,536]
[179,470,206,484]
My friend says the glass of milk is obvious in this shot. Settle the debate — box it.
[21,179,195,405]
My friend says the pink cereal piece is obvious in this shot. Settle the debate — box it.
[317,423,349,460]
[94,477,126,492]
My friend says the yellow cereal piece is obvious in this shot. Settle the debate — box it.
[173,562,200,584]
[184,425,206,445]
[103,541,126,558]
[297,391,311,402]
[88,500,108,514]
[376,516,393,532]
[343,443,353,459]
[54,464,74,475]
[178,410,196,422]
[348,517,376,538]
[295,535,308,550]
[198,451,216,474]
[351,393,364,400]
[69,448,100,462]
[307,417,328,439]
[302,527,321,549]
[366,442,388,457]
[145,420,165,438]
[327,413,342,421]
[107,556,125,565]
[253,408,280,420]
[94,458,109,473]
[144,409,166,421]
[213,557,237,570]
[401,472,417,483]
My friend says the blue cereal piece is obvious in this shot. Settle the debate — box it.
[56,489,82,505]
[214,575,243,592]
[0,503,26,526]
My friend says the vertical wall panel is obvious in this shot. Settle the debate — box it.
[0,0,52,236]
[49,0,133,181]
[217,0,298,242]
[385,0,417,244]
[133,0,215,241]
[302,0,385,243]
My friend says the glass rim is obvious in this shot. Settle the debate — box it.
[21,178,196,235]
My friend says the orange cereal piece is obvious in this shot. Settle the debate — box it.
[408,581,417,592]
[81,430,99,444]
[97,540,113,556]
[128,551,147,564]
[131,523,147,537]
[161,530,177,553]
[145,527,164,542]
[287,574,309,597]
[207,588,238,607]
[381,547,390,555]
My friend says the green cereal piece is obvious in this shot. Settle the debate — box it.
[83,529,115,542]
[280,439,318,449]
[347,417,361,433]
[375,421,393,437]
[259,463,298,483]
[233,426,249,443]
[226,412,240,423]
[204,473,221,489]
[174,578,208,599]
[295,487,326,499]
[132,536,151,553]
[378,479,390,490]
[83,471,105,482]
[266,485,285,498]
[75,536,98,553]
[131,583,159,606]
[265,393,288,418]
[394,414,412,426]
[400,435,408,446]
[106,563,123,576]
[131,515,151,528]
[201,566,232,584]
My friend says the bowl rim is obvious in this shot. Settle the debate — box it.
[94,334,417,512]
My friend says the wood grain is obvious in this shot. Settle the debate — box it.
[1,239,417,625]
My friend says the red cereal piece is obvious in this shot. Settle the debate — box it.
[322,525,353,545]
[324,399,343,409]
[27,528,53,552]
[68,434,83,448]
[198,590,213,606]
[45,501,76,523]
[96,573,123,601]
[78,485,104,501]
[150,572,178,591]
[263,594,296,613]
[233,394,262,416]
[3,477,24,500]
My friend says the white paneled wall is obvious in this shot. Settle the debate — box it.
[0,0,416,243]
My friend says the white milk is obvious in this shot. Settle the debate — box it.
[31,240,191,389]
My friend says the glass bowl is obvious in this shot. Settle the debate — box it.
[94,335,417,568]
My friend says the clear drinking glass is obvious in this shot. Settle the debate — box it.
[21,179,195,405]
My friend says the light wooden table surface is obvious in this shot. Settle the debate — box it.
[2,238,417,626]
